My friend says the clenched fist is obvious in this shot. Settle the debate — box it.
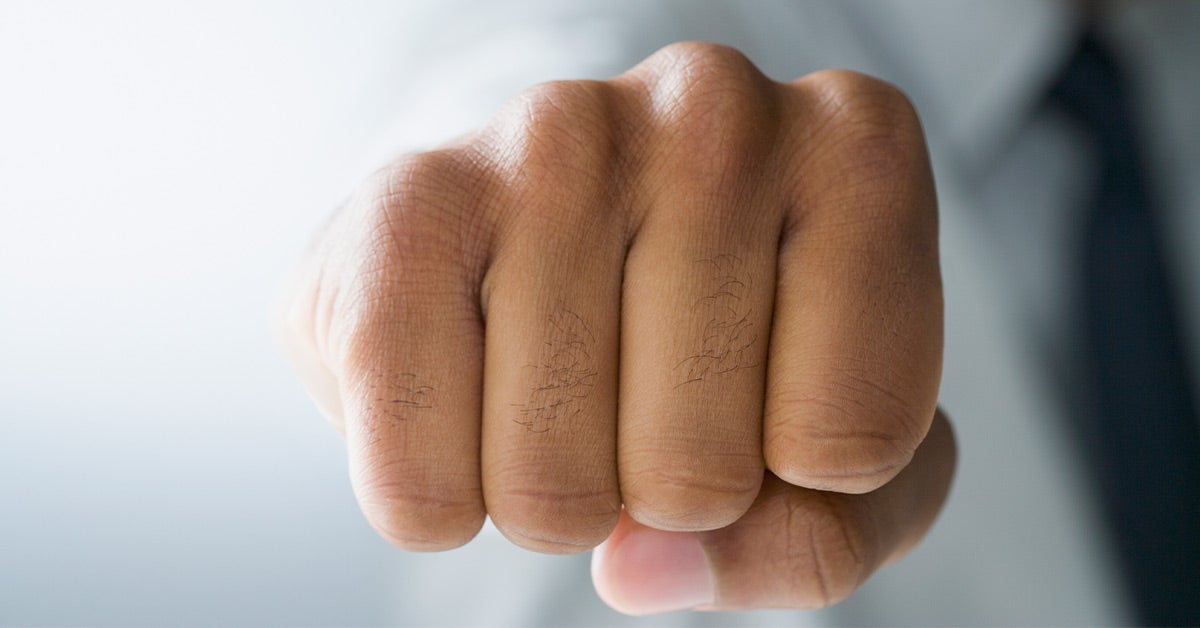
[278,42,955,614]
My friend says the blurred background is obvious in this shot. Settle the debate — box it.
[0,2,431,623]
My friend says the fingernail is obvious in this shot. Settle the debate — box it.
[593,526,715,615]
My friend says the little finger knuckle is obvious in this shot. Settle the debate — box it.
[331,154,483,363]
[367,151,479,257]
[341,154,474,304]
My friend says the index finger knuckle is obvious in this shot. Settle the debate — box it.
[765,368,926,493]
[805,70,924,165]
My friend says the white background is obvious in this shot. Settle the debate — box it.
[1,2,427,623]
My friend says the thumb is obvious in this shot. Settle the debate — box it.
[592,410,955,614]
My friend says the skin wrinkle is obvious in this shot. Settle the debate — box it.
[624,462,763,499]
[783,492,800,575]
[789,460,906,485]
[830,505,866,570]
[367,525,443,550]
[794,425,903,444]
[838,371,924,441]
[359,489,483,551]
[500,528,604,553]
[490,480,620,533]
[495,485,620,506]
[356,482,479,512]
[772,385,878,421]
[823,506,869,607]
[354,485,483,550]
[621,428,768,455]
[770,352,928,442]
[800,365,923,436]
[791,353,925,403]
[807,523,831,608]
[763,420,910,487]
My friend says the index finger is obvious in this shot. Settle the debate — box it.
[764,70,942,493]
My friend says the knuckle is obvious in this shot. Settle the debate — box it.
[803,70,925,184]
[366,151,478,258]
[491,491,620,553]
[766,425,908,494]
[353,460,483,551]
[634,42,781,222]
[337,152,477,293]
[622,454,762,529]
[488,79,614,186]
[482,79,619,236]
[643,41,775,160]
[648,41,762,94]
[331,152,485,366]
[766,375,923,493]
[808,70,920,135]
[486,461,620,553]
[517,79,609,131]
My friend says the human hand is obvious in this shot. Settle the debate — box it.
[277,42,955,614]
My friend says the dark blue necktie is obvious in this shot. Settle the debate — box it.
[1049,33,1200,626]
